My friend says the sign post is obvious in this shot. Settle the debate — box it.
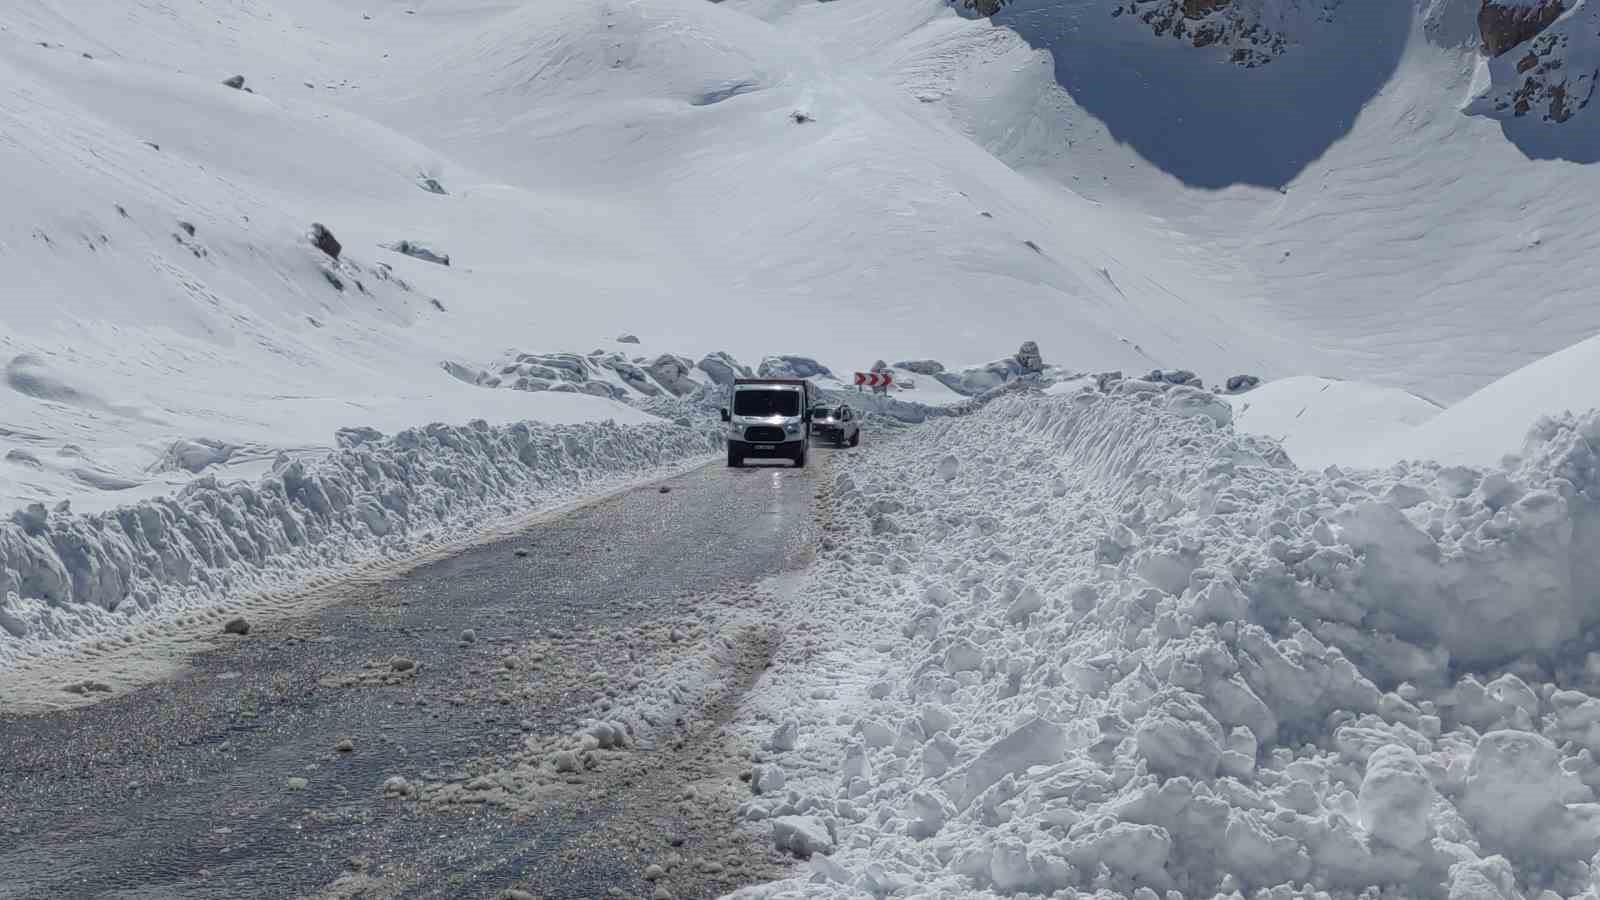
[853,371,894,395]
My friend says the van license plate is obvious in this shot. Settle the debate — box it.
[754,444,775,450]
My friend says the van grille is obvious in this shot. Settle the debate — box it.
[744,426,786,443]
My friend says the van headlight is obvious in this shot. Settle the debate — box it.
[786,423,800,434]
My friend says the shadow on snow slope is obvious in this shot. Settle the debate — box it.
[1492,107,1600,165]
[979,0,1411,189]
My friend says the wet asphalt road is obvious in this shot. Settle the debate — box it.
[0,456,826,900]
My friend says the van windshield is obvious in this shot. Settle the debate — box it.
[734,389,800,417]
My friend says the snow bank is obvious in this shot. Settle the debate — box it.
[0,418,717,669]
[732,390,1600,899]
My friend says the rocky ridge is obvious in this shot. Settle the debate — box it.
[1469,0,1598,123]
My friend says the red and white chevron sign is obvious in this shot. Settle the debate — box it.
[854,371,894,387]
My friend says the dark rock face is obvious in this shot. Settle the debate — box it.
[967,0,1298,67]
[1182,0,1228,18]
[383,240,450,266]
[310,223,342,260]
[222,75,246,90]
[1119,0,1288,66]
[1015,341,1044,373]
[1479,0,1564,56]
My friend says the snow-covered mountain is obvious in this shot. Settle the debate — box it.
[1,0,1597,502]
[9,6,1600,894]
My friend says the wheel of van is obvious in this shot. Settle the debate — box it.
[794,444,807,469]
[727,446,743,467]
[849,429,860,448]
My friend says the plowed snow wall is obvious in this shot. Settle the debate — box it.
[0,419,717,667]
[950,393,1600,675]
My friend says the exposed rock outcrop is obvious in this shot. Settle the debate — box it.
[382,240,450,266]
[1225,374,1262,393]
[1114,0,1290,67]
[309,223,341,260]
[696,351,752,386]
[1479,0,1565,56]
[1149,368,1203,389]
[1467,0,1598,124]
[1015,341,1044,373]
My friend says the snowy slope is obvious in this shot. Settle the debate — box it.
[1227,376,1443,470]
[764,0,1600,405]
[0,13,687,510]
[1379,330,1600,466]
[7,0,1600,516]
[0,0,1211,513]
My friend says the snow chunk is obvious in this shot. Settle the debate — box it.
[1358,744,1435,849]
[770,719,799,752]
[771,815,834,858]
[1134,692,1225,779]
[942,718,1068,810]
[1461,729,1599,859]
[942,638,983,674]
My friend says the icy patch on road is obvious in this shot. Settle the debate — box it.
[730,391,1600,898]
[0,419,717,671]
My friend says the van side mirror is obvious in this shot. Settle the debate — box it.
[720,409,730,422]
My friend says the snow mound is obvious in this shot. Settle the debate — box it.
[0,418,716,669]
[408,0,791,111]
[1374,331,1600,468]
[734,390,1600,899]
[1228,376,1444,470]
